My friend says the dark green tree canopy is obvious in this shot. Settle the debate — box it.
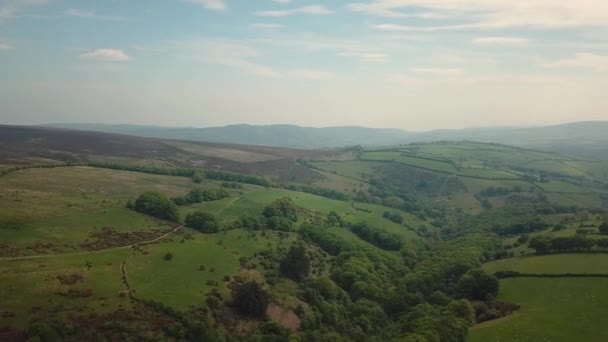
[280,245,310,281]
[185,211,219,233]
[456,269,499,301]
[133,191,179,222]
[232,281,269,318]
[263,197,298,222]
[599,222,608,235]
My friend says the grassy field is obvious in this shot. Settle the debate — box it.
[483,254,608,274]
[468,277,608,342]
[0,167,201,253]
[128,229,295,309]
[308,160,384,181]
[537,180,592,194]
[0,248,132,328]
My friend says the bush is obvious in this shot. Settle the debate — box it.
[164,252,174,261]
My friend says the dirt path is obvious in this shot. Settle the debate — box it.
[217,197,241,214]
[0,225,184,262]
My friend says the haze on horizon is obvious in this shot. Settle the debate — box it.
[1,0,607,131]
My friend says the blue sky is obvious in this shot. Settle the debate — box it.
[1,0,607,130]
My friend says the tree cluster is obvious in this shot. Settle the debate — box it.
[132,191,179,222]
[172,188,230,206]
[348,222,403,251]
[529,234,608,254]
[383,211,404,224]
[185,211,219,233]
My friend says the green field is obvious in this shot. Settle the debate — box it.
[128,229,296,309]
[483,254,608,274]
[469,277,608,342]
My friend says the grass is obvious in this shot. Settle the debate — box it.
[468,277,608,342]
[128,229,295,309]
[0,248,131,328]
[308,161,383,181]
[483,254,608,274]
[0,167,211,253]
[536,180,591,193]
[165,141,279,162]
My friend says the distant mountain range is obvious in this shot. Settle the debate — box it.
[48,121,608,159]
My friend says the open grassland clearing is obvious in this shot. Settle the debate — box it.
[165,141,280,162]
[362,151,458,173]
[483,254,608,275]
[0,167,224,254]
[0,248,131,328]
[311,169,369,194]
[468,277,608,342]
[128,229,296,309]
[562,160,608,179]
[537,180,592,194]
[524,159,587,178]
[308,160,383,182]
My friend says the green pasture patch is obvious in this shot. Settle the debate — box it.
[483,254,608,275]
[468,277,608,342]
[0,248,131,327]
[127,229,294,309]
[308,160,383,181]
[537,180,591,194]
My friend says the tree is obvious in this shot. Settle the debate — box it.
[164,252,174,261]
[133,191,179,221]
[600,222,608,235]
[528,234,552,254]
[263,197,298,221]
[445,299,475,325]
[185,211,219,233]
[232,281,269,318]
[456,269,499,301]
[280,245,310,281]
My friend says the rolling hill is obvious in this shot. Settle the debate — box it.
[48,121,608,158]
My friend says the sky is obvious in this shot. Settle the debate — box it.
[0,0,607,131]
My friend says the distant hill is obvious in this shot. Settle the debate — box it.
[48,121,608,158]
[49,124,414,150]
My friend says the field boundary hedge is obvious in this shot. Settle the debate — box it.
[494,270,608,279]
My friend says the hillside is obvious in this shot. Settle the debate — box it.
[49,121,608,158]
[49,123,415,149]
[1,126,608,341]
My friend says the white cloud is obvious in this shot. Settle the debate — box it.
[251,23,285,30]
[185,0,226,11]
[171,39,334,80]
[80,49,131,62]
[65,8,122,20]
[410,67,464,77]
[255,5,331,17]
[287,69,335,80]
[544,53,608,72]
[338,51,388,63]
[472,37,531,47]
[0,43,13,50]
[0,0,48,23]
[350,0,608,30]
[272,0,291,3]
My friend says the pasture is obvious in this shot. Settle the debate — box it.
[468,277,608,342]
[483,254,608,275]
